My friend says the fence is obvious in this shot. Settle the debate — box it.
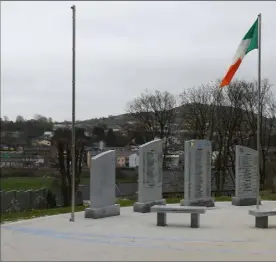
[0,188,83,213]
[1,170,236,213]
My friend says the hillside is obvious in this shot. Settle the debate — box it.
[57,103,275,135]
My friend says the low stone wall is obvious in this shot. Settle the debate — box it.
[78,170,235,200]
[0,188,48,213]
[79,181,235,201]
[1,169,236,213]
[79,170,235,200]
[0,188,83,213]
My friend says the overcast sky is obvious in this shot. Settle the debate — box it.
[1,1,276,122]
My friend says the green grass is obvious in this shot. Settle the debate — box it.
[0,177,53,191]
[215,196,232,201]
[80,177,136,185]
[1,194,276,224]
[117,199,136,207]
[0,205,87,223]
[260,190,276,200]
[0,176,137,191]
[0,199,137,223]
[166,197,183,204]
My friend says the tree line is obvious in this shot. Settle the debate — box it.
[1,115,54,147]
[0,114,139,148]
[124,79,276,191]
[2,79,275,206]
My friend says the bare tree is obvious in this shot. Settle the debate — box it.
[179,80,276,192]
[179,83,217,141]
[33,114,48,122]
[126,90,177,165]
[120,121,152,145]
[51,127,88,206]
[237,79,276,188]
[16,115,25,122]
[3,116,9,122]
[212,81,246,192]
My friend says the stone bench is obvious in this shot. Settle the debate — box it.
[151,205,206,228]
[249,209,276,228]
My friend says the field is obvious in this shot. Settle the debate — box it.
[0,198,136,223]
[0,167,138,191]
[0,177,90,191]
[0,176,138,191]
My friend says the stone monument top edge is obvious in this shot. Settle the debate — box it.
[139,139,163,149]
[235,145,257,153]
[92,150,115,160]
[185,139,211,143]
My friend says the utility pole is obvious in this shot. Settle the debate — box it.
[256,13,262,209]
[70,5,76,222]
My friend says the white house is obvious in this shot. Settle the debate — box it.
[38,140,51,146]
[164,155,180,168]
[44,131,53,137]
[129,152,139,168]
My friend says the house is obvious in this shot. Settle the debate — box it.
[0,151,44,168]
[115,150,133,168]
[164,155,180,168]
[0,152,24,168]
[90,140,105,150]
[53,123,68,130]
[86,146,135,168]
[117,155,126,167]
[43,131,54,139]
[129,152,139,168]
[84,131,93,137]
[37,140,51,146]
[31,138,51,147]
[23,147,52,167]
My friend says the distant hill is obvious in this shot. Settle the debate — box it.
[56,104,275,133]
[77,113,130,128]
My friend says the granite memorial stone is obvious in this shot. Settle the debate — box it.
[232,145,259,206]
[180,140,214,207]
[133,139,166,213]
[85,150,120,219]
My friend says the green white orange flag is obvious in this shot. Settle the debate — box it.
[220,18,259,88]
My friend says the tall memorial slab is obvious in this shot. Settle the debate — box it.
[232,145,259,206]
[133,139,166,213]
[180,140,214,207]
[85,150,120,219]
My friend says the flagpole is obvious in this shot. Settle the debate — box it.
[256,13,261,209]
[70,4,76,222]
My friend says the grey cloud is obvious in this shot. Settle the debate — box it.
[1,1,276,121]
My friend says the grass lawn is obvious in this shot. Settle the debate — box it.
[1,194,276,224]
[0,177,136,191]
[0,199,136,223]
[260,190,276,200]
[0,177,53,191]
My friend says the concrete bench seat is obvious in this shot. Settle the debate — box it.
[151,205,206,228]
[249,209,276,228]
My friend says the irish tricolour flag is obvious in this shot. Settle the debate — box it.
[220,18,259,88]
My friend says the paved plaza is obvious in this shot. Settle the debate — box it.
[1,201,276,261]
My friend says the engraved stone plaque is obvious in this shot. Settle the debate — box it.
[134,139,166,212]
[181,140,214,207]
[232,145,259,206]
